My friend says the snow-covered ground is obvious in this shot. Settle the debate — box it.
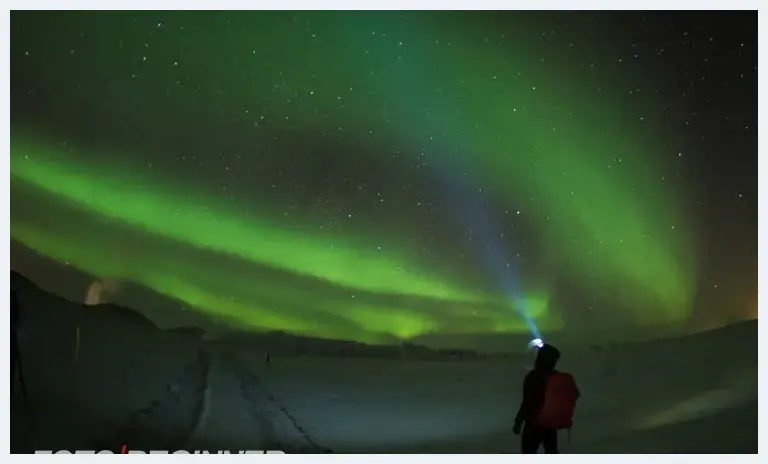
[10,273,757,453]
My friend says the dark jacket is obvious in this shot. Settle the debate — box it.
[514,344,561,429]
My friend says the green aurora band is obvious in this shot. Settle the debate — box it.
[11,137,554,342]
[10,12,696,342]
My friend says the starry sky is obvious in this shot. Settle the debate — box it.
[9,11,757,345]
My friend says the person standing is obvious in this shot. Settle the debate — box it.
[513,343,580,453]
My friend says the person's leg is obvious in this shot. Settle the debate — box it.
[542,429,559,454]
[521,425,543,454]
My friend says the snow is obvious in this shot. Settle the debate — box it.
[10,273,757,453]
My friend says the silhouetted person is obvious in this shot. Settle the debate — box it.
[513,343,580,453]
[11,290,20,397]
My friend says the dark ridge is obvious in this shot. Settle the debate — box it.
[11,270,158,330]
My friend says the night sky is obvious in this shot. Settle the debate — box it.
[10,11,757,345]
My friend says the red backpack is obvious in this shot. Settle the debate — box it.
[537,371,580,430]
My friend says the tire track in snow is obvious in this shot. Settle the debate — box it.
[231,355,333,453]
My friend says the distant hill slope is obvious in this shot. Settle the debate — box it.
[10,271,446,359]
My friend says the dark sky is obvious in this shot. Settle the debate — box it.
[9,11,757,345]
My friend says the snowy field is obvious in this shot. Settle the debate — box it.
[10,273,757,453]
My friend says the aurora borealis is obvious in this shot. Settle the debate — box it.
[10,11,757,344]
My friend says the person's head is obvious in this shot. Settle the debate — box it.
[534,343,561,370]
